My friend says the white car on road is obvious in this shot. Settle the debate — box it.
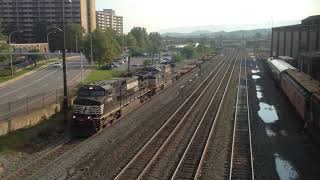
[52,62,62,67]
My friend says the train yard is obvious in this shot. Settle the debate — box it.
[2,48,320,179]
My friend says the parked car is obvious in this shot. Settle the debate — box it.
[131,64,143,67]
[116,59,124,64]
[112,62,120,67]
[101,64,114,70]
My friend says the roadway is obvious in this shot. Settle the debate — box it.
[0,56,88,105]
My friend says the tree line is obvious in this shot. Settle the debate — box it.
[1,20,163,67]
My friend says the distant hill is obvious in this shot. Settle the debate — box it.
[162,28,271,39]
[160,20,300,37]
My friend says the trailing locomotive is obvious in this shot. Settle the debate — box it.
[266,58,320,140]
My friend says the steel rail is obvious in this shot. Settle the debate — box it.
[194,49,242,179]
[137,50,239,180]
[114,51,233,180]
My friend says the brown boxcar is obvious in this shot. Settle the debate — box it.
[281,71,309,120]
[310,93,320,128]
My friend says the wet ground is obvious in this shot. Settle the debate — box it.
[248,55,320,180]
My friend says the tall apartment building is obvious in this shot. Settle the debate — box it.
[96,9,123,34]
[0,0,96,43]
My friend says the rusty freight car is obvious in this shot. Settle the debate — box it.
[281,69,320,121]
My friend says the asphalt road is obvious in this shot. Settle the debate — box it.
[0,56,88,105]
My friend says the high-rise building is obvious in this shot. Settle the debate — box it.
[96,9,123,34]
[0,0,96,43]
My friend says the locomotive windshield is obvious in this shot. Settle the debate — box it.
[78,89,106,97]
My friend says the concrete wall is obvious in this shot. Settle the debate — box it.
[0,104,60,136]
[285,31,292,56]
[318,31,320,51]
[309,30,317,51]
[292,31,300,58]
[301,30,308,51]
[272,31,278,56]
[279,31,285,56]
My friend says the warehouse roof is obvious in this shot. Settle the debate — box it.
[286,69,320,93]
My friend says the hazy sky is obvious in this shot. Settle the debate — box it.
[96,0,320,33]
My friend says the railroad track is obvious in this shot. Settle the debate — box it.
[113,50,239,180]
[3,138,85,180]
[171,50,239,180]
[228,51,254,180]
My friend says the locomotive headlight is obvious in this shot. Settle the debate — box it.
[73,116,76,119]
[87,116,91,119]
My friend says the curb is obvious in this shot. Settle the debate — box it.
[0,56,79,88]
[0,60,58,88]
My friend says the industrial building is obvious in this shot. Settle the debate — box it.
[271,15,320,80]
[96,9,123,34]
[0,0,96,43]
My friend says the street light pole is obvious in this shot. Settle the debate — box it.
[75,34,78,53]
[47,27,63,61]
[8,30,22,76]
[61,0,68,110]
[47,31,55,53]
[8,34,14,77]
[87,33,93,64]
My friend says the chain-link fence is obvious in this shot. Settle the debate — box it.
[0,89,64,122]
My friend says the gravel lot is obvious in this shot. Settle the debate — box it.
[248,53,320,180]
[29,52,225,179]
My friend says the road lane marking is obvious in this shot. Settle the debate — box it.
[0,67,62,98]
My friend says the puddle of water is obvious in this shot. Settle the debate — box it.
[274,153,299,180]
[257,92,263,99]
[256,85,262,91]
[251,70,260,73]
[280,130,288,136]
[252,75,261,80]
[258,102,279,123]
[265,126,276,137]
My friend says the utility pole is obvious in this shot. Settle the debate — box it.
[61,0,68,111]
[8,30,22,76]
[75,34,78,53]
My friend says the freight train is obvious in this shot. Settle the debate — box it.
[71,66,172,136]
[71,54,216,136]
[266,58,320,140]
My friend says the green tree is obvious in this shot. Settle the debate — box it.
[130,27,149,52]
[173,54,184,63]
[148,32,162,58]
[27,49,45,66]
[181,46,198,59]
[0,19,9,62]
[83,29,121,67]
[65,23,85,52]
[127,32,138,54]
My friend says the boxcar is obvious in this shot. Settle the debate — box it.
[281,70,311,120]
[266,58,296,82]
[310,93,320,128]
